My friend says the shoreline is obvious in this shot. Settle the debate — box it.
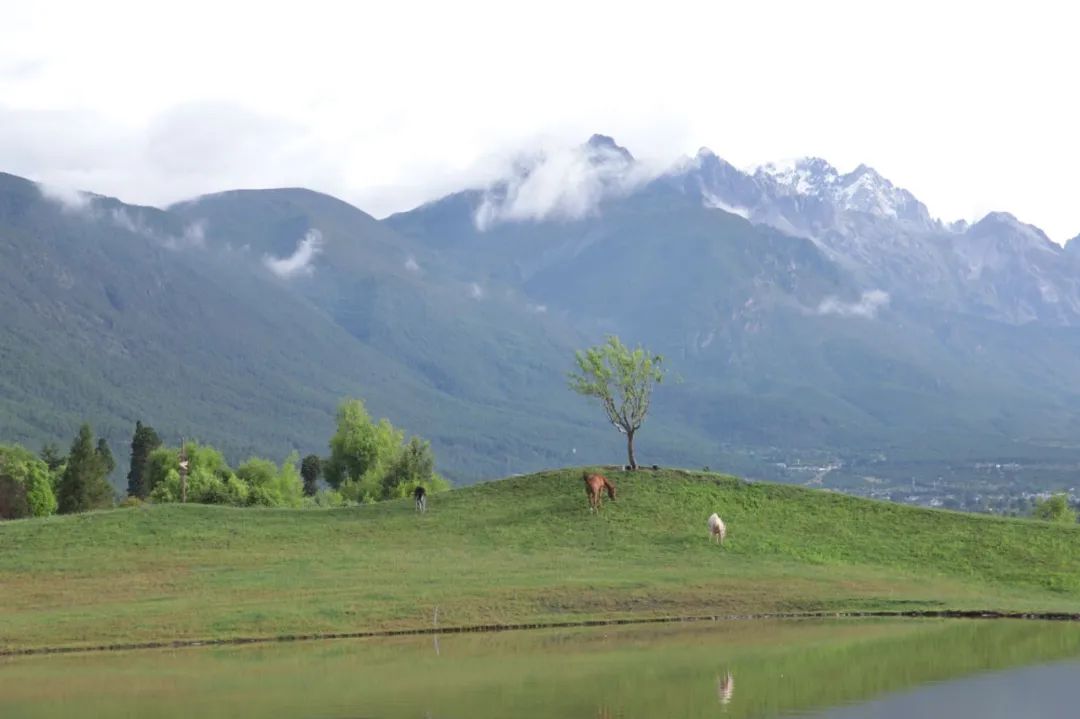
[5,609,1080,658]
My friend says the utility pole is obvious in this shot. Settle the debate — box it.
[178,437,190,503]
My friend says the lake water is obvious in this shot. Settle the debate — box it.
[2,618,1079,717]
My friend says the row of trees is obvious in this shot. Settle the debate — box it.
[123,398,446,508]
[122,399,446,508]
[0,424,116,519]
[1,397,445,519]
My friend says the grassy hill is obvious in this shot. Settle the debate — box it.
[2,468,1078,653]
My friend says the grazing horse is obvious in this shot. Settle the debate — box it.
[708,513,726,544]
[414,485,427,513]
[584,472,617,512]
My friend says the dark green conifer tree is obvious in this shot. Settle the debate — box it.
[300,454,322,497]
[126,421,162,499]
[57,424,113,514]
[39,443,65,472]
[96,438,116,475]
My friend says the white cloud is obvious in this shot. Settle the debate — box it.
[468,282,484,299]
[701,190,750,220]
[816,290,890,319]
[109,207,138,233]
[37,185,208,250]
[526,303,547,314]
[404,255,420,272]
[167,220,206,250]
[37,182,92,212]
[106,207,206,250]
[473,139,665,230]
[264,229,323,278]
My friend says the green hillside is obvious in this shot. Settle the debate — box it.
[9,169,1080,495]
[2,469,1077,653]
[0,173,425,468]
[0,173,718,483]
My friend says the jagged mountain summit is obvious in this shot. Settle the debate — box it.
[398,134,1080,327]
[689,151,1080,326]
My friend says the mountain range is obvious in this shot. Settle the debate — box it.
[4,135,1080,499]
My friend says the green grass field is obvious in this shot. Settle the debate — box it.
[2,468,1079,652]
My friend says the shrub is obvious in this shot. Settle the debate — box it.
[25,460,58,517]
[1,444,58,519]
[308,489,347,508]
[237,453,303,508]
[1032,494,1077,524]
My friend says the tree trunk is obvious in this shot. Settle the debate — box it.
[626,430,637,470]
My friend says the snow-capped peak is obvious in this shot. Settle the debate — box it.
[745,157,933,226]
[835,164,903,219]
[752,157,840,196]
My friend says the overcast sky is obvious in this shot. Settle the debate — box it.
[2,0,1077,240]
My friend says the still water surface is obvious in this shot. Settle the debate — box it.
[2,618,1079,718]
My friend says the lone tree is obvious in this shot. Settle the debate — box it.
[126,421,162,499]
[300,454,322,497]
[568,336,666,470]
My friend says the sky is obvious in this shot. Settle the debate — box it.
[1,0,1077,240]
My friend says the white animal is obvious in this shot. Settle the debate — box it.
[708,513,726,545]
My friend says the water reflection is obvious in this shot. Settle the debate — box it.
[717,670,735,707]
[2,619,1080,718]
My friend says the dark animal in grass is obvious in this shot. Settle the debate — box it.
[583,472,617,513]
[414,485,427,513]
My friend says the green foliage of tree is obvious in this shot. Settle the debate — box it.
[300,454,321,497]
[150,465,250,506]
[1032,494,1077,524]
[276,452,305,507]
[325,399,401,488]
[237,453,304,507]
[0,444,58,519]
[144,446,180,495]
[307,488,347,507]
[96,438,116,475]
[126,421,162,499]
[56,424,113,514]
[145,444,303,508]
[383,436,446,499]
[568,336,666,469]
[326,398,447,503]
[145,441,229,496]
[39,443,65,473]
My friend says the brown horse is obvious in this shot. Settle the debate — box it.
[584,472,617,512]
